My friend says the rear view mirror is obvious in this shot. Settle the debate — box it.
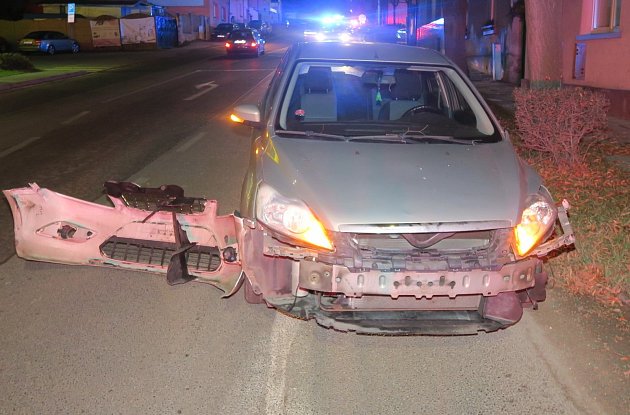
[230,104,262,128]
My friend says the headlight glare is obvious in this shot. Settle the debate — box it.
[256,184,333,250]
[513,195,557,256]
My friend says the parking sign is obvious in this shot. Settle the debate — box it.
[68,3,75,23]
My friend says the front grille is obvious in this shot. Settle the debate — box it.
[100,237,221,272]
[354,230,493,251]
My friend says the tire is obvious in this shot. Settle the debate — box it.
[71,42,80,53]
[46,45,55,55]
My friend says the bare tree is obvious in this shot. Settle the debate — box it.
[523,0,562,88]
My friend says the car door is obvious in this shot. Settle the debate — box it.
[48,32,62,51]
[3,182,244,295]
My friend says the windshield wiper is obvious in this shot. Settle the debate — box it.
[275,130,347,141]
[399,133,482,145]
[347,133,478,145]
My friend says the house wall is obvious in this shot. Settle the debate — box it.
[42,5,153,18]
[561,0,630,118]
[157,0,230,41]
[562,0,630,90]
[466,0,514,78]
[230,0,247,23]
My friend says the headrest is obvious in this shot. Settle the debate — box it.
[391,69,423,100]
[304,66,333,93]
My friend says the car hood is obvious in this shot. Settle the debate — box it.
[260,137,527,232]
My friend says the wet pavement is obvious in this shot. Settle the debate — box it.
[2,43,629,168]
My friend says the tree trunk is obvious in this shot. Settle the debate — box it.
[524,0,562,88]
[443,0,468,75]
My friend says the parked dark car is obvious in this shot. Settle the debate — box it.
[225,29,265,57]
[248,20,272,35]
[211,23,241,41]
[18,31,79,55]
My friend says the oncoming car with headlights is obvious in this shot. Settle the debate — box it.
[3,42,574,335]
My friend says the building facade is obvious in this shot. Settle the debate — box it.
[562,0,629,118]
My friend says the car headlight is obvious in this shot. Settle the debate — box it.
[256,183,333,250]
[513,193,557,256]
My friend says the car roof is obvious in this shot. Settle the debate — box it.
[291,42,451,65]
[25,31,62,37]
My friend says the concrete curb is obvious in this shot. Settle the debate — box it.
[0,70,89,91]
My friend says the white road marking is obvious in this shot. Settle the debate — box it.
[61,110,90,125]
[0,136,41,159]
[101,71,199,103]
[183,81,219,101]
[264,314,301,415]
[176,131,205,152]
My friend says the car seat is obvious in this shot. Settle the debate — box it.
[378,69,425,120]
[300,66,337,122]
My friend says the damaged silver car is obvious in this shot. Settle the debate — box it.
[4,42,575,334]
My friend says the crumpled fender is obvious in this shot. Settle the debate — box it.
[3,183,243,296]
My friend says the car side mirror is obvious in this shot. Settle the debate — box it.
[230,104,263,128]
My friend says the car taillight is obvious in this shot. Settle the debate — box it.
[34,40,41,46]
[225,42,231,48]
[251,42,257,47]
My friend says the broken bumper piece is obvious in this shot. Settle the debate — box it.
[3,182,242,296]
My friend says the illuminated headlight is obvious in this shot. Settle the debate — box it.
[315,32,326,41]
[256,183,333,250]
[339,32,351,42]
[513,194,557,256]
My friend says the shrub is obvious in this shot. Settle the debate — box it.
[0,53,35,71]
[513,87,609,167]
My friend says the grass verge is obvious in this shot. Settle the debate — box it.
[498,110,629,310]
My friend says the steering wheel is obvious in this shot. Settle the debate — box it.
[400,105,441,118]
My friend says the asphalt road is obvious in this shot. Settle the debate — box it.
[0,39,628,414]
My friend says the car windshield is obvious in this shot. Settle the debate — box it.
[216,24,233,31]
[277,61,500,142]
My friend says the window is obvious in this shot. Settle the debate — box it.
[213,2,218,19]
[593,0,622,32]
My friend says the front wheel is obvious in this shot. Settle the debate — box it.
[46,45,55,55]
[71,42,80,53]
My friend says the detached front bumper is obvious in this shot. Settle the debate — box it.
[4,183,243,295]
